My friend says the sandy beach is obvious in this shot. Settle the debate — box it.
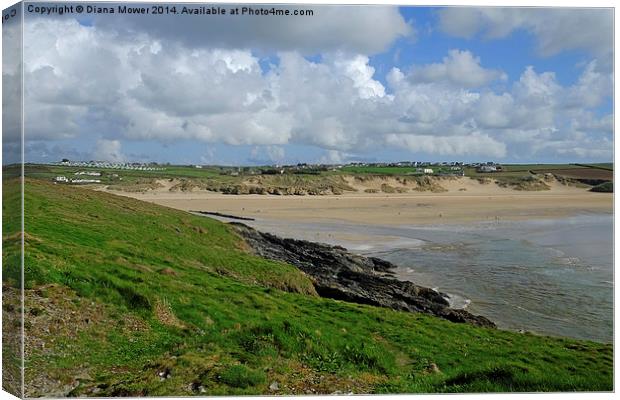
[103,178,613,226]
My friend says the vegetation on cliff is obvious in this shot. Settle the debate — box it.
[591,182,613,193]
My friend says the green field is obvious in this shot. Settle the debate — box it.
[22,164,227,182]
[340,165,459,175]
[498,164,588,172]
[575,163,614,171]
[462,164,613,189]
[2,178,613,396]
[340,166,422,175]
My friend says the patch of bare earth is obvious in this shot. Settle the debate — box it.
[2,284,22,396]
[20,284,148,397]
[266,360,387,395]
[154,299,186,329]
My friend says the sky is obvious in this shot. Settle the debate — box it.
[2,3,614,165]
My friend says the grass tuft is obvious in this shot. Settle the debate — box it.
[219,365,267,389]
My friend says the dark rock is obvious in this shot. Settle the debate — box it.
[230,223,495,328]
[191,210,255,221]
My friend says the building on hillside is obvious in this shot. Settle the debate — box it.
[75,171,102,176]
[477,165,497,173]
[71,179,102,184]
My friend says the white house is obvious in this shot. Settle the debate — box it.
[75,171,101,176]
[423,168,434,174]
[71,179,101,184]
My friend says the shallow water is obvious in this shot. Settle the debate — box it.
[243,214,613,342]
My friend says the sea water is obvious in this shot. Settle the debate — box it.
[245,214,613,342]
[376,215,613,343]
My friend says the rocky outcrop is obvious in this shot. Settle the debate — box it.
[231,223,495,328]
[191,210,255,221]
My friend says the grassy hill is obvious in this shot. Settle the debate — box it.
[3,179,613,396]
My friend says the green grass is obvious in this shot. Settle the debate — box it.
[498,164,587,172]
[4,178,613,395]
[340,166,422,175]
[575,163,614,171]
[591,182,613,193]
[219,365,267,388]
[339,165,460,175]
[22,163,231,185]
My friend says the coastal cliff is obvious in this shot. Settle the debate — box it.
[231,222,495,328]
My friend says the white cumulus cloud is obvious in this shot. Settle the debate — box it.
[250,145,285,163]
[17,13,613,164]
[93,139,125,162]
[408,49,506,88]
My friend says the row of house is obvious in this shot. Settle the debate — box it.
[58,160,165,171]
[75,171,101,176]
[349,161,465,168]
[54,176,101,184]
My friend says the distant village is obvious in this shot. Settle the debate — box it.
[56,159,165,171]
[50,159,503,184]
[52,159,165,183]
[213,161,502,176]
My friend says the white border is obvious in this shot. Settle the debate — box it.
[0,1,616,400]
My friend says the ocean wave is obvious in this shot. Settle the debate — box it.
[556,256,582,266]
[544,247,588,268]
[357,238,428,254]
[512,304,571,322]
[346,244,375,251]
[444,292,471,310]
